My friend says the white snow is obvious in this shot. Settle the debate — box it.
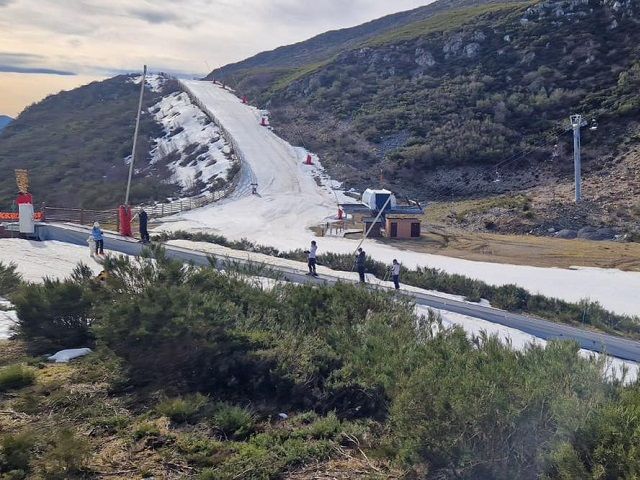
[154,81,640,317]
[0,297,17,340]
[0,239,103,283]
[149,91,236,194]
[129,73,165,93]
[48,348,92,363]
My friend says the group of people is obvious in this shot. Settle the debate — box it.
[88,208,150,256]
[306,241,402,290]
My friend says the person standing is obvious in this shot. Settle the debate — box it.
[139,208,150,244]
[356,248,366,283]
[306,240,318,276]
[92,222,104,255]
[391,259,401,290]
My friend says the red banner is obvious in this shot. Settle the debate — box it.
[0,212,43,221]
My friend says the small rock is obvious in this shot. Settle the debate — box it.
[556,229,577,239]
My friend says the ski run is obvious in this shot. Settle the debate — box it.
[155,81,640,318]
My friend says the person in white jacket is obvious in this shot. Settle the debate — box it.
[391,259,401,290]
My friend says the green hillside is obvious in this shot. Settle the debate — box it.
[212,0,640,207]
[0,75,180,210]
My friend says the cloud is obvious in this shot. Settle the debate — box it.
[126,7,182,25]
[0,0,433,78]
[0,53,76,75]
[0,65,75,75]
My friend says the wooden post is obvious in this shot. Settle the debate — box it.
[80,209,84,225]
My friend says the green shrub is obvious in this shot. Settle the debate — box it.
[156,393,209,423]
[44,428,90,475]
[391,339,606,478]
[12,279,94,354]
[0,261,22,297]
[0,431,35,474]
[132,421,161,440]
[212,403,256,440]
[0,365,35,392]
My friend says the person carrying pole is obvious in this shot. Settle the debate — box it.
[356,248,366,283]
[391,259,401,290]
[138,208,150,244]
[305,240,318,276]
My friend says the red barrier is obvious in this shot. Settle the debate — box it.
[17,193,33,205]
[304,154,314,165]
[118,205,133,237]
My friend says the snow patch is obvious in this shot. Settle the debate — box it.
[129,73,165,93]
[0,297,17,340]
[0,239,103,282]
[48,348,92,363]
[149,92,236,194]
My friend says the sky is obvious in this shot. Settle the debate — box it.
[0,0,432,117]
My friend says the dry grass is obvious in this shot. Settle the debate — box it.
[285,456,400,479]
[373,226,640,271]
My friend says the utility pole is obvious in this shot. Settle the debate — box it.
[125,65,147,206]
[570,114,582,203]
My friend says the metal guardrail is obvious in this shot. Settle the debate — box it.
[34,222,640,363]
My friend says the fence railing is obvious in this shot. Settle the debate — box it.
[43,206,118,225]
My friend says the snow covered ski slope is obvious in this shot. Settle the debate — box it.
[161,80,348,242]
[156,81,640,317]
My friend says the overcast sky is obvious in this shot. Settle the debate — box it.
[0,0,432,116]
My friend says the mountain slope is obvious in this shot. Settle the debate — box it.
[0,75,177,210]
[209,0,640,234]
[209,0,523,88]
[0,115,12,134]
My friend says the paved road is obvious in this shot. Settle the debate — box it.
[35,222,640,363]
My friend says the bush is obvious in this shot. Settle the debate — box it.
[0,365,35,392]
[212,403,256,440]
[391,339,606,478]
[0,261,22,297]
[156,393,209,423]
[43,428,90,476]
[0,431,35,474]
[12,279,94,354]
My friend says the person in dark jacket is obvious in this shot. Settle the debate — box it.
[305,240,318,276]
[356,248,366,283]
[139,208,150,244]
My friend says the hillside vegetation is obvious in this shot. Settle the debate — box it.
[2,254,640,479]
[213,0,640,234]
[0,76,180,210]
